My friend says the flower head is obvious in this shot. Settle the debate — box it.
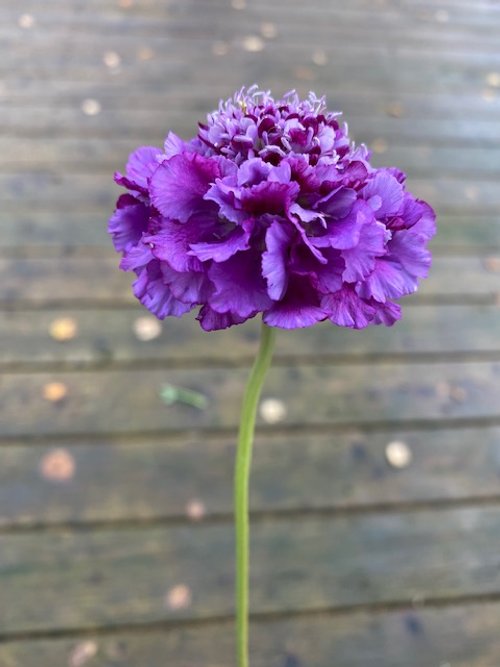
[109,86,436,331]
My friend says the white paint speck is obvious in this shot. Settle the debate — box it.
[260,398,287,424]
[385,441,412,469]
[242,36,265,53]
[81,99,101,116]
[18,13,35,29]
[133,316,162,342]
[103,51,121,69]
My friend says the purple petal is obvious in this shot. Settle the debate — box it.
[357,258,416,302]
[161,264,212,304]
[322,288,376,329]
[237,158,272,186]
[289,215,328,264]
[313,248,344,294]
[119,242,154,272]
[338,160,369,188]
[372,300,402,326]
[318,187,357,219]
[108,195,149,252]
[263,276,326,329]
[410,201,437,241]
[313,201,368,251]
[189,227,249,263]
[262,221,293,300]
[288,202,326,226]
[240,181,299,217]
[389,229,432,279]
[208,251,273,318]
[197,305,248,331]
[164,132,187,158]
[150,152,220,222]
[132,261,192,319]
[204,178,247,225]
[363,171,404,218]
[145,215,214,272]
[342,218,388,282]
[126,146,162,188]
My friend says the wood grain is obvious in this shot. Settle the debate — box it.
[1,425,500,527]
[3,0,500,660]
[0,305,499,368]
[0,361,499,437]
[1,507,500,634]
[3,602,500,667]
[0,256,497,306]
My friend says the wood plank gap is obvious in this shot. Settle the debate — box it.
[6,494,500,536]
[2,414,500,447]
[0,294,496,312]
[3,349,500,375]
[2,592,500,645]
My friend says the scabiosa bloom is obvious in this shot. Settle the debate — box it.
[109,86,436,331]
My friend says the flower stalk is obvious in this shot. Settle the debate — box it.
[234,321,276,667]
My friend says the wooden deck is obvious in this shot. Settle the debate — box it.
[1,0,500,664]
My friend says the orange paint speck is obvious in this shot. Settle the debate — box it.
[165,584,192,610]
[40,448,76,482]
[43,382,68,402]
[186,499,206,521]
[69,641,97,667]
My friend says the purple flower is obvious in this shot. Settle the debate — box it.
[109,86,436,331]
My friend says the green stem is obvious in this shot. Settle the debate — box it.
[235,321,276,667]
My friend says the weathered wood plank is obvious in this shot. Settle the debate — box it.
[2,138,500,181]
[2,425,500,527]
[0,256,497,305]
[1,172,498,214]
[1,507,500,633]
[7,27,500,73]
[0,361,499,437]
[0,305,499,368]
[4,107,500,147]
[3,86,500,124]
[5,0,500,35]
[4,51,498,108]
[2,602,500,667]
[9,0,500,15]
[1,210,498,252]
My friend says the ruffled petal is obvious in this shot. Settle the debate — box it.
[208,251,273,318]
[197,305,248,331]
[372,300,402,326]
[119,241,154,272]
[161,264,212,304]
[318,187,357,219]
[145,215,214,272]
[149,152,220,222]
[204,179,247,224]
[313,202,367,251]
[108,195,149,252]
[357,257,416,302]
[322,288,376,329]
[240,181,300,217]
[313,248,344,294]
[390,229,432,278]
[132,261,192,319]
[114,146,162,194]
[263,276,326,329]
[363,171,404,218]
[126,146,162,188]
[188,226,250,263]
[164,132,188,158]
[410,201,437,241]
[262,221,293,300]
[341,218,388,282]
